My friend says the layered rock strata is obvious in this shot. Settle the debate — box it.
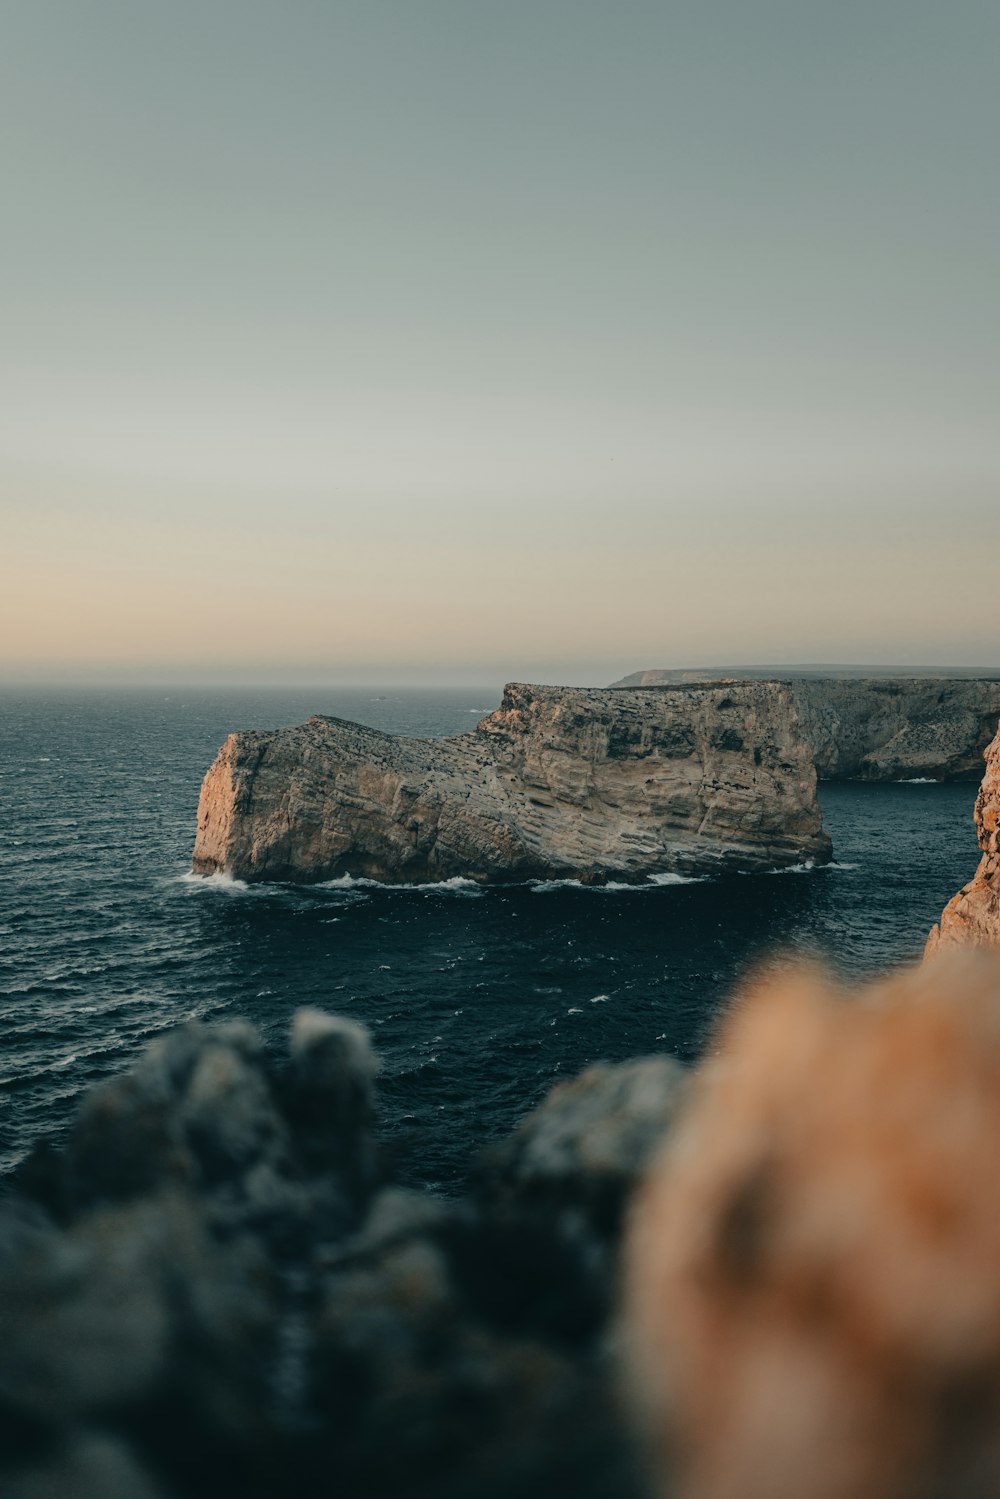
[926,721,1000,954]
[610,672,1000,781]
[192,682,829,885]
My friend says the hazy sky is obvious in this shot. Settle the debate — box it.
[2,1,998,684]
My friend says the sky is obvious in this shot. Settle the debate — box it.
[2,0,998,686]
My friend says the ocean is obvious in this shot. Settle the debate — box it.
[0,687,982,1192]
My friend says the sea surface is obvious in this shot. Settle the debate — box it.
[0,687,983,1191]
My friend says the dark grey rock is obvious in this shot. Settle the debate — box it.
[1,1011,662,1499]
[4,1433,171,1499]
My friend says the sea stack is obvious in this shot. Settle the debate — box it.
[926,720,1000,954]
[192,682,830,885]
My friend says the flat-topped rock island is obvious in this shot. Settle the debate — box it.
[192,682,831,885]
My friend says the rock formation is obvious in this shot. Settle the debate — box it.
[192,681,829,885]
[2,1011,675,1499]
[625,951,1000,1499]
[609,671,1000,781]
[13,959,1000,1498]
[926,720,1000,954]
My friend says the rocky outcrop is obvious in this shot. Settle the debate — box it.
[609,672,1000,781]
[192,682,829,885]
[2,1012,674,1499]
[14,959,1000,1499]
[926,721,1000,954]
[625,951,1000,1499]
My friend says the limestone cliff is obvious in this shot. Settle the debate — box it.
[609,671,1000,781]
[926,722,1000,954]
[192,682,830,885]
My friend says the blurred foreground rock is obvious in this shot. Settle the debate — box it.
[13,953,1000,1499]
[1,1012,668,1499]
[626,951,1000,1499]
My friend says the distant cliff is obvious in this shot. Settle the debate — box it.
[926,721,1000,954]
[609,672,1000,781]
[192,681,830,885]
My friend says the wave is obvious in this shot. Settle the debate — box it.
[765,859,858,876]
[530,872,706,893]
[177,870,262,896]
[179,869,482,898]
[180,863,852,898]
[896,777,939,784]
[319,874,484,896]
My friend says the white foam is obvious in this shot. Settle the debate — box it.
[766,859,858,876]
[319,874,483,895]
[178,870,257,895]
[590,994,611,1003]
[530,874,704,893]
[530,877,654,893]
[897,777,939,784]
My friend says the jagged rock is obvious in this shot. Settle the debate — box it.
[609,671,1000,781]
[311,1186,641,1499]
[18,1013,381,1248]
[469,1057,688,1344]
[4,1433,170,1499]
[192,681,829,884]
[2,1009,652,1499]
[0,1192,273,1496]
[624,953,1000,1499]
[477,1055,687,1259]
[480,1056,688,1215]
[282,1008,379,1196]
[926,721,1000,954]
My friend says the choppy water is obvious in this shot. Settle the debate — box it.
[0,687,982,1190]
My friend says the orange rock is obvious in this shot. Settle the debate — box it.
[926,721,1000,954]
[624,953,1000,1499]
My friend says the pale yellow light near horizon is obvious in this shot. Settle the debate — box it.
[4,457,995,683]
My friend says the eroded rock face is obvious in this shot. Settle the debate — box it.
[926,721,1000,954]
[610,672,1000,781]
[192,682,829,884]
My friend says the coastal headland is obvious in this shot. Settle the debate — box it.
[610,670,1000,782]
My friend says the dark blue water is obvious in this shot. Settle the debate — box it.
[0,688,982,1190]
